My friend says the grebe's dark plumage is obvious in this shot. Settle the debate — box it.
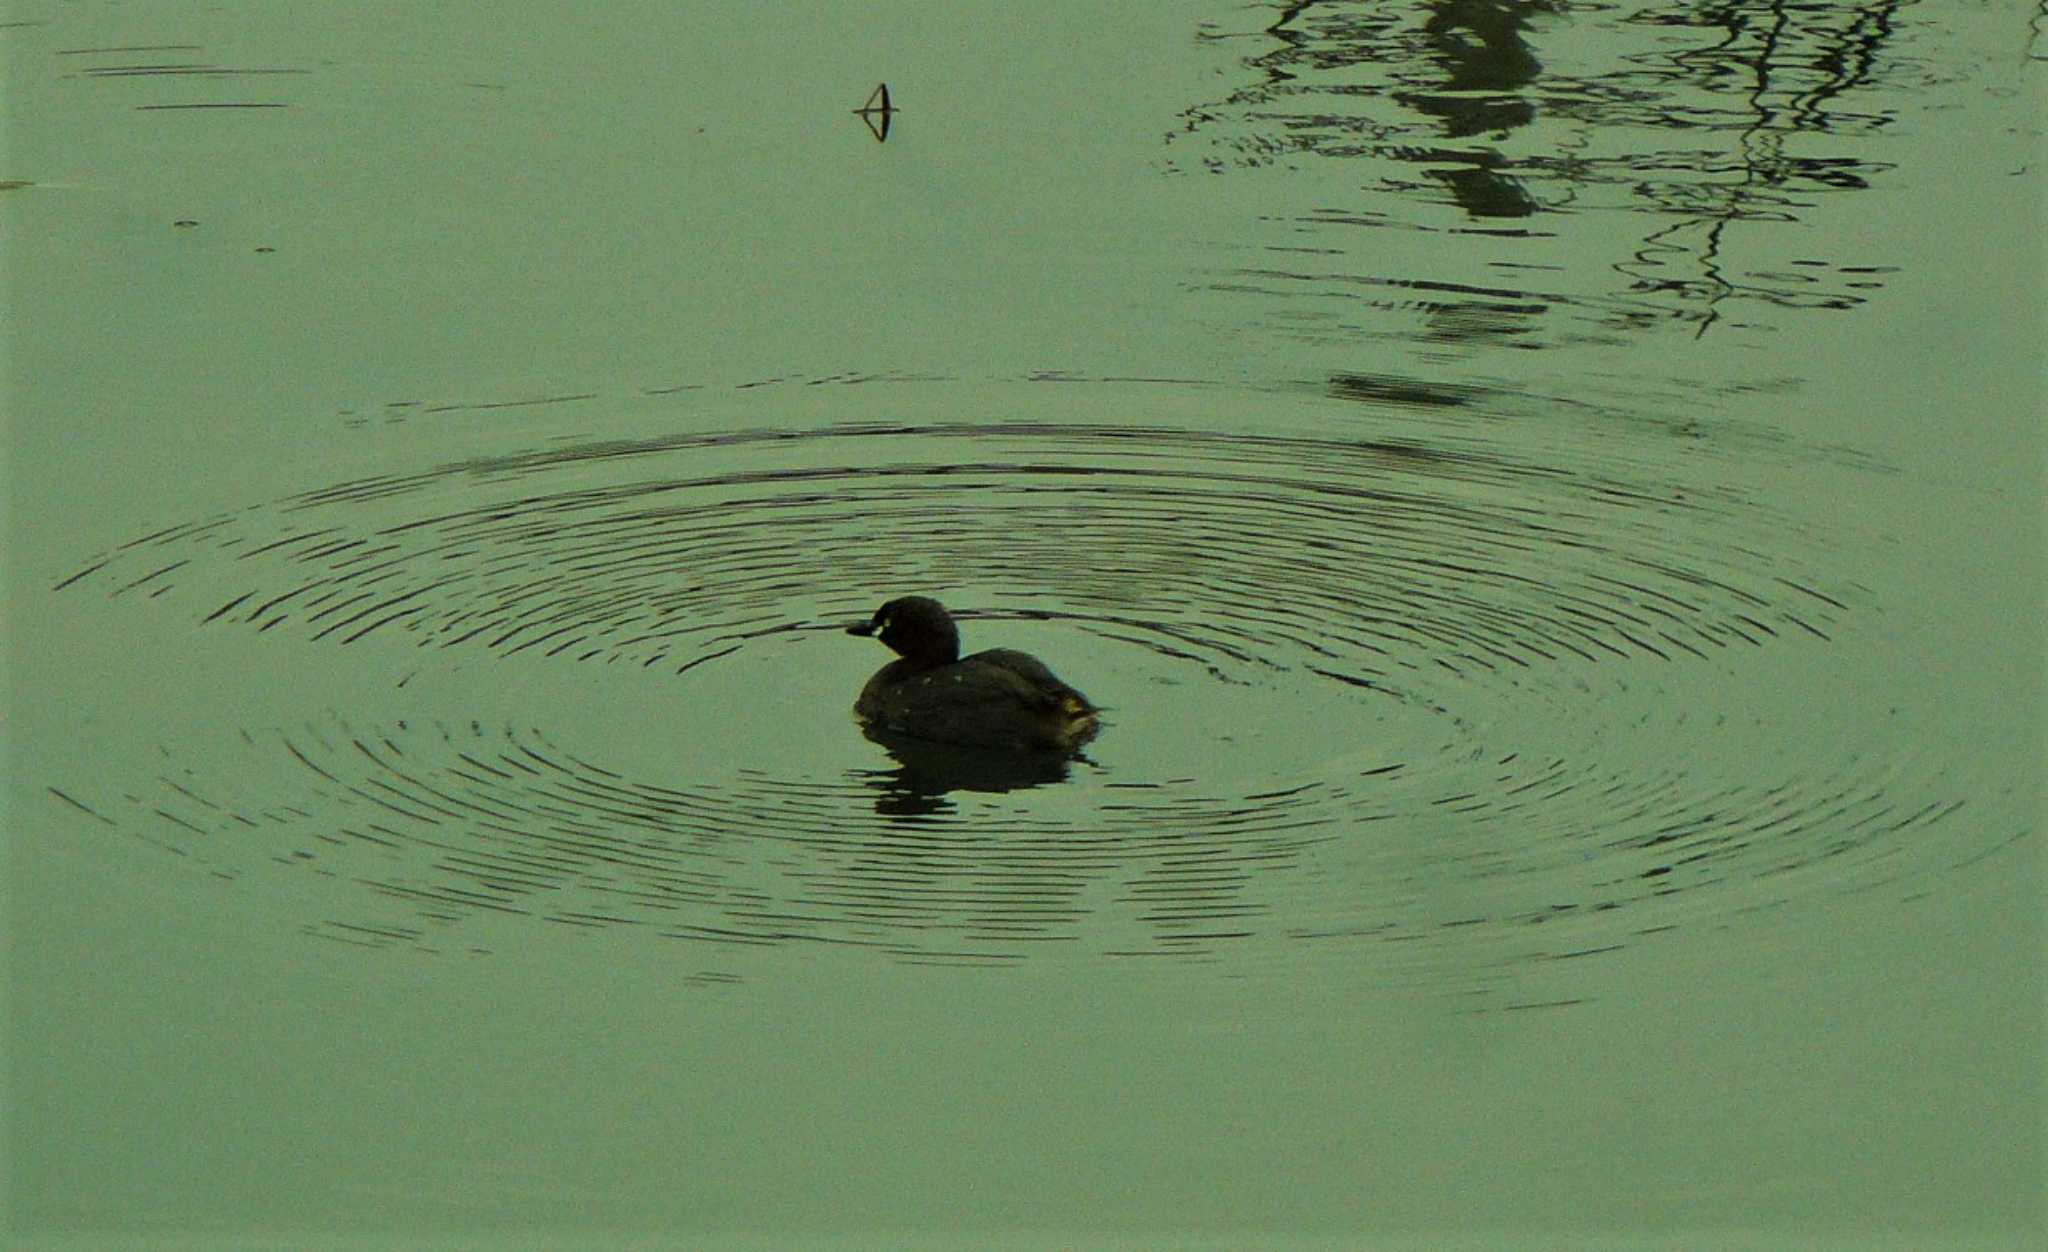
[845,596,1100,753]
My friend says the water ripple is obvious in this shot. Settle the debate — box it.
[44,420,1999,979]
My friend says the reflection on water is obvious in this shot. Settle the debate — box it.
[1171,0,1919,338]
[856,727,1094,815]
[42,406,2007,980]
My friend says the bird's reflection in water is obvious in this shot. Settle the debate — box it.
[852,726,1091,817]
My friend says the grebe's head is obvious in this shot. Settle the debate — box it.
[845,595,960,665]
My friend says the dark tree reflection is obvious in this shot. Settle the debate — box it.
[1169,0,1919,337]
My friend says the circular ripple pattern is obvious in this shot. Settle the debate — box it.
[47,421,2004,976]
[57,421,1847,671]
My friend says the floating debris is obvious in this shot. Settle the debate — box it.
[854,82,895,143]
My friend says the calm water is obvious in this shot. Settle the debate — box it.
[7,2,2042,1248]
